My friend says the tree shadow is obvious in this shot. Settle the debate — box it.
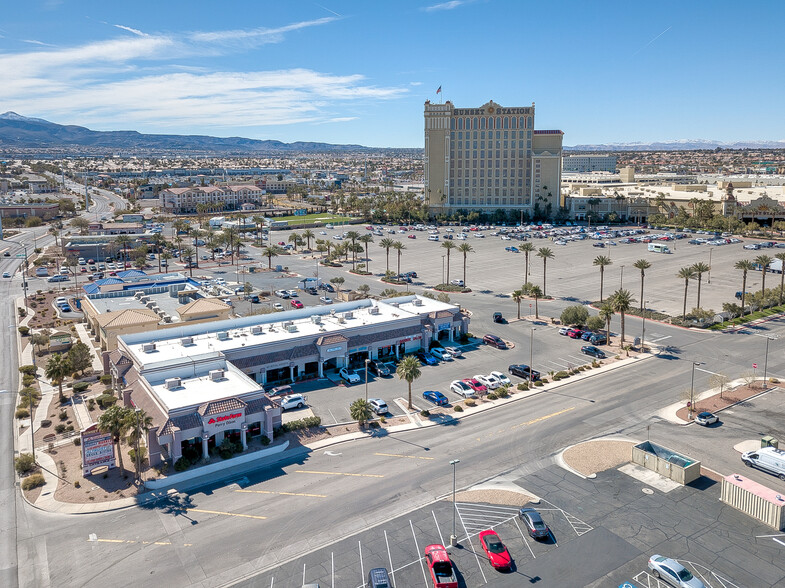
[654,345,682,360]
[428,413,460,426]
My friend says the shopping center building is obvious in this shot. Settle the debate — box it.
[108,295,470,467]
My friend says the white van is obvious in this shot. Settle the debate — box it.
[742,446,785,480]
[647,243,671,254]
[427,235,439,242]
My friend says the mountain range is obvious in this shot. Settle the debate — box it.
[1,112,783,154]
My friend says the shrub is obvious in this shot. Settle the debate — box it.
[72,382,89,394]
[18,365,37,376]
[586,316,605,332]
[14,453,36,474]
[59,410,68,421]
[99,374,113,385]
[554,371,569,380]
[420,409,431,417]
[73,480,81,488]
[96,394,117,408]
[22,374,36,386]
[73,438,81,446]
[66,425,74,432]
[18,326,30,336]
[540,378,549,384]
[260,435,270,446]
[15,407,30,419]
[379,416,386,424]
[21,473,46,491]
[464,398,476,407]
[534,381,544,387]
[55,424,66,434]
[87,398,96,411]
[40,419,52,427]
[174,457,191,472]
[560,305,589,326]
[517,383,529,391]
[496,388,509,398]
[487,392,498,400]
[454,405,464,412]
[128,447,148,465]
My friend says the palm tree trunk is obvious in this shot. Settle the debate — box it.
[697,276,702,309]
[517,301,521,319]
[606,318,611,343]
[463,254,467,287]
[534,297,539,319]
[599,267,604,302]
[446,251,450,284]
[741,273,747,314]
[407,381,412,410]
[114,436,125,472]
[620,312,625,344]
[397,252,401,277]
[683,280,688,319]
[524,254,529,283]
[640,275,645,311]
[542,260,547,297]
[780,271,784,306]
[762,269,767,294]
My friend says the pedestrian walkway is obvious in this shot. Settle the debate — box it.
[74,323,104,372]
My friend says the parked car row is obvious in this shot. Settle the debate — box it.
[558,326,607,346]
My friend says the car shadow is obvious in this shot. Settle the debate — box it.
[428,413,460,426]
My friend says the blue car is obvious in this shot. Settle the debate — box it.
[423,390,448,406]
[505,246,519,252]
[581,330,594,341]
[415,351,439,366]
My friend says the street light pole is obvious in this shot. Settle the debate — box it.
[689,361,704,419]
[364,358,370,401]
[708,248,713,284]
[530,327,535,382]
[134,408,141,486]
[449,459,460,547]
[640,299,646,353]
[764,336,771,388]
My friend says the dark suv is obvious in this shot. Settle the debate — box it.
[509,364,540,381]
[483,334,507,349]
[369,360,391,377]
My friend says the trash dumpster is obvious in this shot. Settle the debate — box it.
[762,435,780,449]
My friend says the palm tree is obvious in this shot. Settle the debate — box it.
[288,232,300,251]
[633,259,651,312]
[126,409,153,483]
[734,259,755,313]
[115,235,132,262]
[677,266,696,320]
[512,289,524,319]
[520,242,535,283]
[358,234,374,273]
[610,289,634,344]
[181,246,195,277]
[391,241,405,278]
[599,303,614,344]
[396,355,422,410]
[45,353,71,400]
[190,228,203,268]
[98,405,134,476]
[536,247,554,297]
[691,261,710,309]
[530,285,543,319]
[458,242,474,288]
[262,245,283,269]
[379,238,395,274]
[593,255,612,302]
[441,240,456,284]
[775,253,785,306]
[346,231,360,270]
[302,229,315,250]
[755,254,773,295]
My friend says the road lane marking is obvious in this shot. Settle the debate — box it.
[512,406,576,429]
[295,469,384,478]
[374,452,434,460]
[235,489,327,498]
[87,538,191,547]
[189,508,267,520]
[651,335,671,342]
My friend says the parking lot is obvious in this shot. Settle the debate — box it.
[235,464,785,587]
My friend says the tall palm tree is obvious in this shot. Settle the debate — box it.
[115,235,132,263]
[633,259,651,312]
[180,246,196,277]
[536,247,555,297]
[530,285,543,319]
[677,266,696,320]
[512,289,524,319]
[396,355,422,410]
[691,261,710,309]
[379,238,395,274]
[593,255,612,302]
[287,232,300,251]
[734,259,755,313]
[126,409,153,484]
[358,234,374,273]
[98,405,134,476]
[45,353,71,400]
[261,245,283,269]
[458,242,474,288]
[599,303,614,344]
[302,229,315,250]
[755,254,773,295]
[391,241,405,278]
[190,228,203,268]
[346,231,360,270]
[520,242,535,283]
[441,240,456,284]
[775,253,785,306]
[610,289,634,344]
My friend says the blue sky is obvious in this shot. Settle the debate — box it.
[1,0,783,147]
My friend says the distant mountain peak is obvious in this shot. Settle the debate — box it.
[565,138,785,151]
[0,111,51,124]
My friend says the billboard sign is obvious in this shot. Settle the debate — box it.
[81,424,116,476]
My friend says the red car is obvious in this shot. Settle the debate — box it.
[567,328,583,339]
[424,544,458,588]
[462,378,487,394]
[290,299,303,309]
[408,234,416,239]
[479,530,512,570]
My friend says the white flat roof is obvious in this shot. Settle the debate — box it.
[148,369,260,412]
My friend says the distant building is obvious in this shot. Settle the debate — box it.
[159,184,265,214]
[424,99,563,217]
[563,155,617,173]
[0,203,59,220]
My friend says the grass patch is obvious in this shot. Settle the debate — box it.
[709,304,785,330]
[273,213,356,225]
[434,284,471,293]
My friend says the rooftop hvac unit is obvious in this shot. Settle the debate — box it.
[343,311,354,319]
[164,377,181,390]
[389,302,399,308]
[142,343,156,353]
[162,315,173,323]
[368,306,380,315]
[251,326,263,335]
[209,369,225,381]
[337,316,346,324]
[310,315,322,324]
[216,331,229,340]
[286,324,297,333]
[330,309,336,316]
[282,321,293,328]
[180,337,193,346]
[412,298,423,306]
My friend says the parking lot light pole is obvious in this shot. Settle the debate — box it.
[441,255,445,285]
[689,361,704,419]
[530,328,535,382]
[450,459,460,547]
[364,358,370,401]
[640,299,646,353]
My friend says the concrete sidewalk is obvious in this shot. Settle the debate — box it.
[73,323,103,372]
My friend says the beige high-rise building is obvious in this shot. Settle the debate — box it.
[424,100,563,218]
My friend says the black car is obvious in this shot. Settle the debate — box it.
[306,287,318,295]
[493,312,504,324]
[589,333,607,345]
[369,360,391,377]
[581,345,606,359]
[509,364,540,381]
[319,283,335,292]
[2,251,9,257]
[518,508,550,539]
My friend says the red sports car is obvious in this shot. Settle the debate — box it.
[478,530,512,570]
[290,299,303,309]
[462,378,487,394]
[424,544,458,588]
[408,234,416,239]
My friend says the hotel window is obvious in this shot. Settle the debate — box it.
[527,117,533,128]
[479,198,484,205]
[450,119,455,129]
[479,179,485,187]
[517,198,523,204]
[480,140,485,149]
[480,151,485,159]
[473,117,478,129]
[496,131,501,139]
[512,118,517,129]
[480,118,485,130]
[502,198,507,205]
[504,117,509,129]
[473,131,478,139]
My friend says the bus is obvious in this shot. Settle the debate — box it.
[647,243,671,254]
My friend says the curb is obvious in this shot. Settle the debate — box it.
[555,435,640,480]
[675,384,780,427]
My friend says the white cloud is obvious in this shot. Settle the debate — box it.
[22,39,56,47]
[423,1,467,12]
[189,17,339,44]
[114,24,148,37]
[410,81,423,86]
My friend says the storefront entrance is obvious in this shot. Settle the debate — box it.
[265,366,289,384]
[348,350,369,369]
[303,361,318,377]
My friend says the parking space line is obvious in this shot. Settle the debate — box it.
[359,540,365,588]
[302,563,306,587]
[409,519,429,587]
[269,576,273,588]
[374,452,435,460]
[236,489,327,498]
[384,530,396,588]
[294,470,384,478]
[456,503,488,584]
[432,510,446,547]
[331,552,334,588]
[774,538,785,547]
[513,517,535,559]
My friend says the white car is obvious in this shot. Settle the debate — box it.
[443,346,462,358]
[430,348,453,361]
[450,279,464,287]
[450,380,475,398]
[339,367,361,384]
[368,398,388,415]
[490,371,511,386]
[500,235,511,241]
[694,411,719,426]
[332,235,343,240]
[455,234,467,240]
[279,394,307,411]
[319,230,327,235]
[273,302,284,311]
[475,374,501,390]
[647,555,705,588]
[286,289,298,297]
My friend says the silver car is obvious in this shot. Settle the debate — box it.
[648,555,705,587]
